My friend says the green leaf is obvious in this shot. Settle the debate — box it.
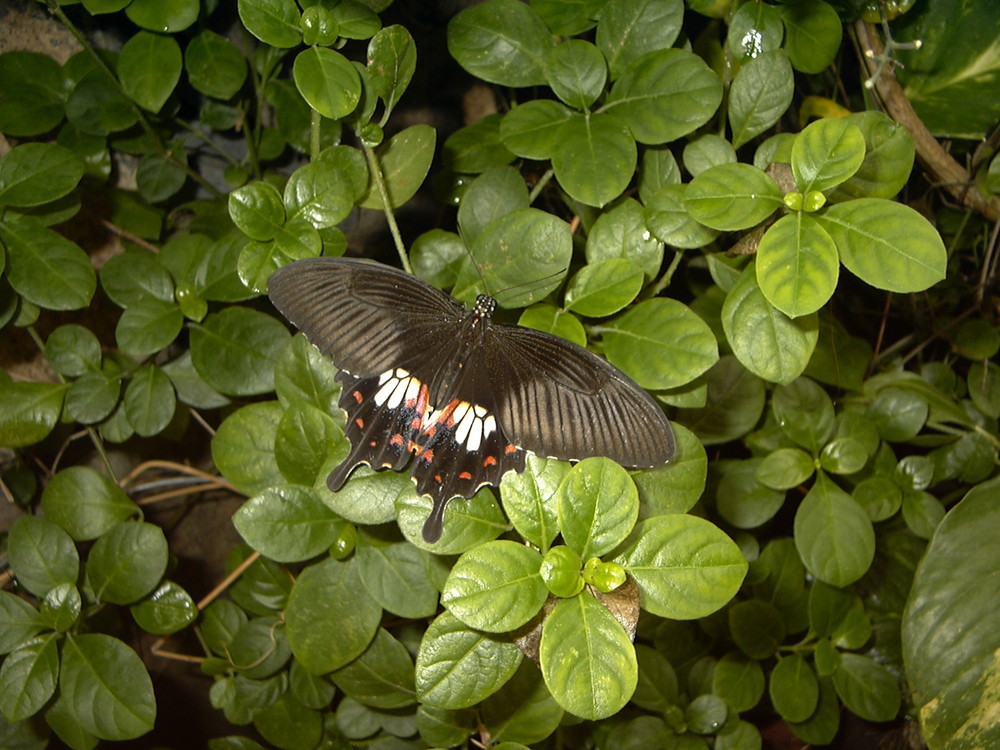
[129,580,198,635]
[238,0,302,48]
[605,48,722,145]
[185,30,247,100]
[793,474,875,586]
[233,485,343,563]
[499,99,573,160]
[723,263,819,385]
[728,51,794,149]
[88,521,168,605]
[539,593,638,720]
[500,454,568,550]
[791,118,866,194]
[441,540,547,632]
[358,124,436,209]
[770,654,819,722]
[116,298,183,358]
[7,516,80,598]
[273,333,341,412]
[643,183,720,249]
[615,514,747,619]
[683,133,737,177]
[285,558,382,674]
[0,591,43,654]
[99,250,174,307]
[190,308,290,396]
[367,25,416,118]
[585,198,664,280]
[828,111,915,201]
[66,69,137,136]
[817,199,946,292]
[831,653,900,722]
[416,610,523,709]
[602,298,719,390]
[756,448,815,490]
[118,31,182,112]
[712,652,765,713]
[0,216,96,311]
[596,0,684,80]
[545,39,606,110]
[292,47,361,120]
[457,165,529,245]
[125,0,198,32]
[563,258,644,317]
[212,401,284,496]
[0,635,59,722]
[479,660,564,745]
[355,531,440,619]
[447,0,552,87]
[558,458,639,559]
[772,377,835,453]
[0,143,84,208]
[330,628,416,708]
[44,324,102,378]
[135,150,187,204]
[254,695,322,749]
[59,633,156,740]
[284,160,357,230]
[727,2,784,62]
[685,163,783,231]
[122,364,175,437]
[229,181,285,241]
[729,599,785,659]
[756,213,839,318]
[40,466,138,541]
[716,459,786,529]
[0,50,65,136]
[0,381,67,449]
[275,402,344,486]
[776,0,842,74]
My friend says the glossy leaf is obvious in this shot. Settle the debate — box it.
[615,514,747,619]
[367,25,416,118]
[59,633,156,740]
[552,112,636,208]
[685,163,783,231]
[330,628,416,708]
[558,458,639,559]
[293,47,361,121]
[447,0,551,87]
[791,118,865,194]
[355,532,440,619]
[644,183,720,249]
[500,454,568,550]
[40,466,138,541]
[499,100,572,160]
[756,213,839,318]
[539,593,638,720]
[125,0,198,32]
[0,381,67,448]
[0,591,43,654]
[794,475,875,586]
[1,216,96,310]
[129,581,198,635]
[564,258,644,317]
[234,485,343,563]
[118,32,182,113]
[238,0,302,47]
[88,522,168,605]
[831,653,900,722]
[211,402,284,496]
[0,143,84,208]
[546,39,606,110]
[596,0,684,80]
[190,308,290,396]
[185,29,247,99]
[770,654,819,722]
[777,0,842,74]
[729,51,794,149]
[358,124,436,209]
[0,635,59,722]
[585,198,664,279]
[122,365,175,437]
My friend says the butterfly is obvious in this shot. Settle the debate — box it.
[267,257,675,543]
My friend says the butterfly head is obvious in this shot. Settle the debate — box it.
[473,294,497,320]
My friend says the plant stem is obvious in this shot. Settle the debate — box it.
[362,141,412,274]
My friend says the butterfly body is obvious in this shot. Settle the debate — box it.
[268,257,674,542]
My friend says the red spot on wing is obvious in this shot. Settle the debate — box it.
[504,444,518,454]
[390,433,404,447]
[483,456,498,467]
[459,471,472,480]
[355,418,365,429]
[352,390,363,404]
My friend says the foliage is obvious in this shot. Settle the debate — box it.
[1,0,999,749]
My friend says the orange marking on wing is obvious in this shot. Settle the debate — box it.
[483,456,498,467]
[434,475,442,483]
[355,418,365,429]
[459,471,472,480]
[390,433,404,447]
[410,417,421,430]
[421,448,435,462]
[504,444,518,454]
[352,390,363,404]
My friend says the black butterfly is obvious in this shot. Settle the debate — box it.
[267,257,675,543]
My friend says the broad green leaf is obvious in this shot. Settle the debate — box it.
[293,47,361,121]
[638,146,681,203]
[457,165,530,245]
[756,448,815,490]
[793,475,875,586]
[791,118,865,194]
[479,661,564,745]
[817,199,946,293]
[0,381,67,449]
[275,401,344,486]
[253,694,322,750]
[615,514,747,619]
[558,458,639,559]
[723,263,818,385]
[330,628,416,708]
[284,160,356,229]
[40,466,138,541]
[116,299,183,357]
[416,610,523,709]
[756,213,839,318]
[585,198,664,279]
[45,324,101,378]
[238,0,302,48]
[100,251,174,307]
[683,133,737,177]
[190,308,290,396]
[88,521,168,605]
[829,111,915,201]
[118,32,182,112]
[447,0,552,87]
[60,633,156,740]
[66,69,137,136]
[358,124,436,209]
[500,454,568,550]
[285,558,381,674]
[716,459,786,529]
[441,540,547,632]
[831,653,900,722]
[685,163,783,231]
[772,377,835,453]
[551,112,635,209]
[499,99,572,160]
[272,333,341,413]
[367,25,416,117]
[211,401,284,496]
[328,0,381,39]
[633,423,707,517]
[516,302,583,348]
[545,39,606,110]
[0,591,43,654]
[135,151,187,204]
[769,654,819,722]
[162,350,230,410]
[129,580,198,635]
[122,364,176,437]
[229,180,285,241]
[8,516,80,598]
[604,48,722,145]
[564,258,644,317]
[185,29,247,99]
[0,143,84,208]
[0,635,59,722]
[234,485,343,563]
[729,599,785,659]
[0,50,65,136]
[903,477,1000,747]
[539,593,638,720]
[1,216,96,310]
[355,532,440,619]
[643,183,720,249]
[602,298,719,390]
[729,51,794,149]
[125,0,198,32]
[727,2,784,61]
[776,0,842,74]
[712,652,765,713]
[596,0,684,80]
